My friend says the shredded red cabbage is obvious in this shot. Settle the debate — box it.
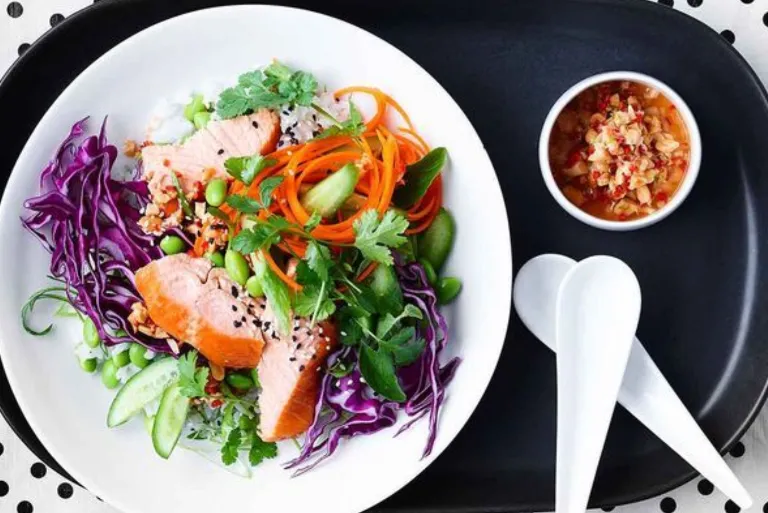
[22,117,172,353]
[285,258,460,475]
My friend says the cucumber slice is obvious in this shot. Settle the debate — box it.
[106,357,179,428]
[301,163,360,218]
[370,264,403,314]
[417,208,455,272]
[152,383,190,459]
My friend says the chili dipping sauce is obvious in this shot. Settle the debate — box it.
[548,81,690,221]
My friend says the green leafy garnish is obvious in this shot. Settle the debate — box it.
[21,286,71,336]
[379,326,426,366]
[327,359,354,378]
[221,426,242,465]
[178,351,209,399]
[314,102,366,140]
[304,210,322,232]
[392,147,448,209]
[170,173,194,218]
[353,209,409,265]
[216,62,318,119]
[304,241,332,282]
[253,253,293,335]
[258,176,284,209]
[359,343,406,402]
[375,304,423,339]
[248,434,278,466]
[225,194,263,214]
[230,216,293,254]
[225,154,277,186]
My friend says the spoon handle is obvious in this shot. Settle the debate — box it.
[619,340,753,508]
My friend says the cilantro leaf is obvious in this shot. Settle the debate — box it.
[294,283,336,322]
[314,102,366,140]
[221,427,242,465]
[392,147,448,209]
[304,210,322,232]
[337,307,366,347]
[359,343,406,402]
[225,194,263,214]
[178,351,209,399]
[248,434,278,466]
[379,326,426,366]
[230,216,292,254]
[258,176,284,209]
[254,253,293,335]
[207,206,233,225]
[353,209,409,265]
[224,154,276,186]
[304,241,332,282]
[375,304,423,339]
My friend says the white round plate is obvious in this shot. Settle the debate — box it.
[0,6,512,513]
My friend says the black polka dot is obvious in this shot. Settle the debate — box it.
[763,502,768,513]
[0,481,8,497]
[687,0,702,6]
[763,12,768,27]
[721,30,735,44]
[6,1,22,17]
[741,0,753,3]
[660,497,677,513]
[57,482,73,499]
[17,43,29,56]
[49,13,64,26]
[698,479,714,495]
[30,462,46,478]
[0,441,4,456]
[658,0,674,6]
[16,501,33,513]
[725,500,741,513]
[729,441,746,457]
[602,508,615,512]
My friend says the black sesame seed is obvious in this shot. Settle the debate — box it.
[291,122,298,129]
[292,336,297,342]
[299,365,305,372]
[255,319,262,328]
[282,110,290,115]
[241,316,246,323]
[234,320,242,328]
[297,343,302,349]
[207,238,215,244]
[259,303,266,309]
[306,329,312,336]
[264,321,271,329]
[272,333,280,340]
[312,130,320,137]
[231,305,238,312]
[231,286,239,298]
[217,148,225,155]
[312,114,317,121]
[293,326,300,331]
[311,354,317,360]
[252,121,259,129]
[289,357,297,362]
[294,315,300,320]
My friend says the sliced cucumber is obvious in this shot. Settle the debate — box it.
[418,207,455,272]
[370,264,403,314]
[106,357,179,428]
[152,383,190,459]
[301,163,360,218]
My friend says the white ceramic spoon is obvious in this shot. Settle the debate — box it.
[555,256,641,513]
[514,254,752,509]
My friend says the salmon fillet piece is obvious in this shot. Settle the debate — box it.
[257,311,338,442]
[141,109,280,197]
[135,254,266,368]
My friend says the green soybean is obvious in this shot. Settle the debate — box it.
[184,94,206,122]
[193,111,211,130]
[113,349,130,368]
[79,356,97,373]
[128,343,151,369]
[437,277,462,305]
[101,360,120,389]
[245,275,264,297]
[207,251,225,268]
[205,178,228,207]
[226,373,254,390]
[225,249,250,286]
[160,235,185,255]
[83,317,100,348]
[418,258,437,285]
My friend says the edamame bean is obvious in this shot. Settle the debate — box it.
[245,275,264,297]
[225,249,250,286]
[193,111,211,130]
[83,317,100,348]
[418,258,437,285]
[226,373,254,390]
[184,94,205,122]
[207,251,225,268]
[437,277,462,305]
[113,349,130,368]
[101,360,120,389]
[79,356,97,373]
[128,343,150,369]
[205,178,227,207]
[160,235,185,255]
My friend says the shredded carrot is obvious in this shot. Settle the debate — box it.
[262,249,302,291]
[355,262,378,283]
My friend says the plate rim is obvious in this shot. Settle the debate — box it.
[0,3,513,513]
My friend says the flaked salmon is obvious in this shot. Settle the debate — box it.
[135,254,266,368]
[257,311,338,442]
[141,109,280,198]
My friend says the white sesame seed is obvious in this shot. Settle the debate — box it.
[325,345,331,350]
[335,380,341,387]
[340,331,347,336]
[347,379,354,386]
[359,377,366,384]
[324,336,330,342]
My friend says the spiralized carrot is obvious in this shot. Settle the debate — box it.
[222,88,443,289]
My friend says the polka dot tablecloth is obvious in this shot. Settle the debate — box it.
[2,0,768,512]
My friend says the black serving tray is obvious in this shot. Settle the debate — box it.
[3,0,768,511]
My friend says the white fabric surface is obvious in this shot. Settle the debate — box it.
[1,0,768,512]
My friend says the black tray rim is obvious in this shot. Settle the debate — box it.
[1,0,767,509]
